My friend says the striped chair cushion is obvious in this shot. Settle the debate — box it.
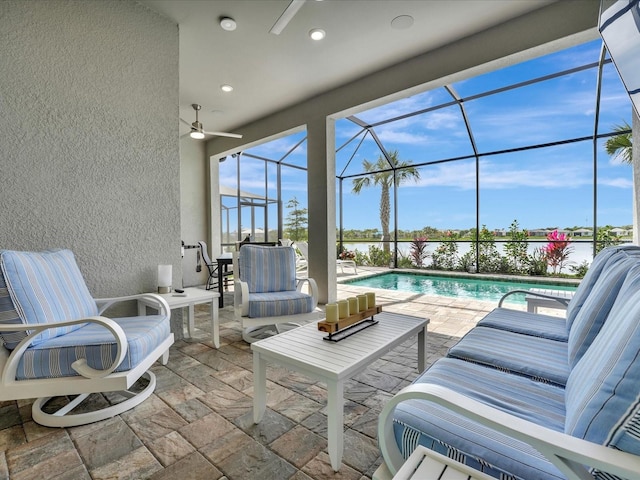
[476,307,568,341]
[0,270,24,350]
[565,265,640,455]
[567,252,640,368]
[0,249,97,347]
[239,245,297,293]
[565,245,640,331]
[393,358,566,480]
[447,326,570,386]
[247,291,313,318]
[15,315,169,380]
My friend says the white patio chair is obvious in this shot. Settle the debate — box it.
[0,248,174,427]
[233,244,320,343]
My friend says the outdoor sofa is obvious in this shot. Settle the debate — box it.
[377,245,640,479]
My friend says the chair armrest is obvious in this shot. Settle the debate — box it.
[95,293,171,318]
[498,289,571,308]
[378,383,640,480]
[296,277,319,308]
[234,280,250,317]
[2,316,128,381]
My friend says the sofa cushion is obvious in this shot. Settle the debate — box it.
[15,315,169,380]
[565,264,640,455]
[565,245,640,333]
[394,358,566,479]
[567,252,640,367]
[447,326,570,386]
[239,245,297,293]
[476,307,568,341]
[247,291,313,318]
[0,249,97,348]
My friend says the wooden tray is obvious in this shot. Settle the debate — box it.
[318,305,382,333]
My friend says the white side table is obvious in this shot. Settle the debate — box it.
[525,288,574,313]
[389,446,494,480]
[137,288,220,348]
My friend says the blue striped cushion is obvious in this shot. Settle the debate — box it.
[0,270,24,350]
[239,245,297,293]
[565,245,640,330]
[0,249,98,347]
[15,315,169,380]
[567,253,640,368]
[447,326,570,386]
[247,291,313,318]
[393,358,565,479]
[476,307,568,341]
[565,265,640,455]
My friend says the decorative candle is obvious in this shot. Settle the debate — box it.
[348,297,358,314]
[357,294,368,312]
[325,303,338,323]
[157,264,172,294]
[338,300,349,319]
[366,292,376,308]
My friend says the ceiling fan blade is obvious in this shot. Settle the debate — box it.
[179,117,192,127]
[202,130,243,139]
[269,0,305,35]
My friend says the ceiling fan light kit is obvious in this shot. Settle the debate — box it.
[180,104,243,140]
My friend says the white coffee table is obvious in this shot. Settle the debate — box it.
[251,311,429,471]
[137,287,220,348]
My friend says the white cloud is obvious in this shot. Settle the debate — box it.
[408,159,602,191]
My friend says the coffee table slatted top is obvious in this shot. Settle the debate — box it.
[251,311,429,380]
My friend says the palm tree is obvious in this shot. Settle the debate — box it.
[351,150,421,253]
[605,122,632,163]
[605,120,635,242]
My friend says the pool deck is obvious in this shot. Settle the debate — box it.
[0,266,567,480]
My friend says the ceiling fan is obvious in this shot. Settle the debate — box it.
[179,104,242,139]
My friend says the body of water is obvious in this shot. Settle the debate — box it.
[346,272,577,305]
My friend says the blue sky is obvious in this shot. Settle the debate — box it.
[223,39,634,234]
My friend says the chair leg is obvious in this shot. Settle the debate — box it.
[31,371,157,428]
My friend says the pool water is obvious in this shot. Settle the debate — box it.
[346,273,577,304]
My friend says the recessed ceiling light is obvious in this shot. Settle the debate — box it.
[391,15,414,30]
[309,28,325,41]
[221,84,234,92]
[220,17,237,31]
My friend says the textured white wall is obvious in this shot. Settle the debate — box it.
[180,136,209,288]
[0,1,181,330]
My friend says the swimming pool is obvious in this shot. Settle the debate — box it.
[345,272,577,304]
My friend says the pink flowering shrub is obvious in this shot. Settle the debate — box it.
[338,250,356,260]
[544,230,573,274]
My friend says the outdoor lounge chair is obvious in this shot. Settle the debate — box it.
[0,248,174,427]
[296,241,356,275]
[233,244,320,343]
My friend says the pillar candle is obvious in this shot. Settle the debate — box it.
[348,297,358,314]
[325,303,338,323]
[366,292,376,308]
[357,294,368,312]
[338,300,349,319]
[157,264,172,293]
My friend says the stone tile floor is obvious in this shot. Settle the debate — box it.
[1,269,550,480]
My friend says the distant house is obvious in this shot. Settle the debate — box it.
[611,227,629,237]
[572,228,593,237]
[528,229,549,237]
